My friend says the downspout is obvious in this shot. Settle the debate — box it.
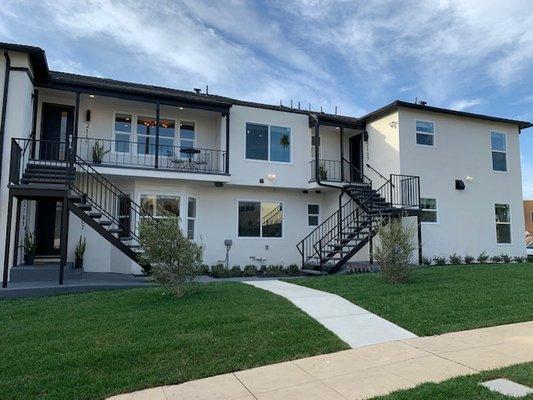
[0,51,11,189]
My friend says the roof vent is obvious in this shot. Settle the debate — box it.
[193,88,201,94]
[418,100,428,106]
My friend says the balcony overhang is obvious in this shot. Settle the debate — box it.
[308,113,364,130]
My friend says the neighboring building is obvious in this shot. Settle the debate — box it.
[0,42,530,286]
[525,200,533,234]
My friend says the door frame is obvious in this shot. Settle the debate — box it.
[39,102,75,160]
[34,198,62,256]
[349,134,363,181]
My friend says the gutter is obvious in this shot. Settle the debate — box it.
[0,51,11,187]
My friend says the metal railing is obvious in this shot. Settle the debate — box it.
[310,158,371,185]
[76,137,227,174]
[371,174,420,209]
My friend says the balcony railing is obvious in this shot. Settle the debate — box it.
[310,158,370,185]
[76,137,227,174]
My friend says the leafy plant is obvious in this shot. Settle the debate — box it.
[374,220,416,284]
[265,264,285,277]
[243,264,258,277]
[464,255,475,265]
[91,140,110,164]
[197,264,210,275]
[279,134,290,148]
[449,253,463,265]
[230,265,243,277]
[433,256,447,266]
[23,232,36,265]
[477,251,489,264]
[491,255,503,263]
[513,256,525,263]
[500,253,511,263]
[286,264,301,276]
[74,236,86,269]
[138,212,203,297]
[318,163,328,180]
[421,256,432,266]
[257,265,268,276]
[209,263,228,278]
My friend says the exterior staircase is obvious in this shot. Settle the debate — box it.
[298,164,420,274]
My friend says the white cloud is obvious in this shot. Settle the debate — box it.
[449,98,482,111]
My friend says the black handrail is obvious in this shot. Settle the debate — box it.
[365,163,388,182]
[310,158,371,185]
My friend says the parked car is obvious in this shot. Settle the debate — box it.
[527,244,533,256]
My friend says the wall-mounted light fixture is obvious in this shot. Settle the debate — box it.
[267,173,276,181]
[178,107,184,110]
[455,180,465,190]
[89,94,95,98]
[466,176,474,182]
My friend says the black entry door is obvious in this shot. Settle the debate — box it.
[35,199,62,256]
[40,104,74,160]
[349,134,363,182]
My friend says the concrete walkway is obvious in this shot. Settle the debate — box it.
[108,321,533,400]
[245,280,416,348]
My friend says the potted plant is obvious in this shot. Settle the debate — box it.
[280,134,290,148]
[91,140,109,164]
[74,236,86,269]
[23,232,36,265]
[318,163,328,180]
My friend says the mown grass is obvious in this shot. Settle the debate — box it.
[294,263,533,335]
[374,362,533,399]
[0,283,347,400]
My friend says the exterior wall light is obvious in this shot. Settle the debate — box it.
[466,176,474,182]
[89,94,95,98]
[267,173,276,181]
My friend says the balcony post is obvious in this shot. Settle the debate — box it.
[30,89,39,159]
[2,193,14,287]
[72,92,80,161]
[314,122,320,182]
[225,112,230,174]
[155,102,160,169]
[339,127,344,180]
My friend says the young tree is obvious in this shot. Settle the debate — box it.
[374,219,417,284]
[138,212,203,297]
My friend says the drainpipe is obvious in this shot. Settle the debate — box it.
[0,51,11,190]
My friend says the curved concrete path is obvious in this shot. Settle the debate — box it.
[245,280,416,348]
[107,321,533,400]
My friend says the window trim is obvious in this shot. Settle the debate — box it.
[494,203,512,245]
[135,114,178,157]
[244,122,293,165]
[415,119,436,148]
[530,210,533,223]
[420,197,439,225]
[236,198,285,239]
[490,130,508,173]
[187,196,197,240]
[112,111,134,155]
[307,203,320,227]
[178,120,198,158]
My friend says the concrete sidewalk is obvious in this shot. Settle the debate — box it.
[245,280,417,348]
[107,321,533,400]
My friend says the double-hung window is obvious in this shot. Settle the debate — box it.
[491,132,507,172]
[308,204,320,227]
[187,197,197,240]
[140,195,180,218]
[136,116,175,156]
[246,123,291,163]
[420,198,438,223]
[416,120,435,146]
[495,204,511,244]
[179,121,195,158]
[238,201,283,237]
[114,113,132,153]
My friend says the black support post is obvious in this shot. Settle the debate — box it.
[58,196,69,285]
[339,127,344,180]
[72,92,80,159]
[30,89,39,159]
[155,102,160,169]
[12,199,21,267]
[2,194,14,288]
[417,215,423,264]
[314,122,320,182]
[225,112,230,174]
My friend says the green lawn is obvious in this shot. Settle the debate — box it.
[373,362,533,399]
[293,263,533,336]
[0,283,347,400]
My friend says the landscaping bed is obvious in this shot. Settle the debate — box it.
[293,263,533,336]
[0,283,347,400]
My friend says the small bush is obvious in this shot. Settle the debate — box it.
[500,253,511,263]
[449,253,463,265]
[198,264,210,275]
[421,256,432,266]
[374,220,416,284]
[513,256,525,263]
[528,255,533,263]
[243,264,258,277]
[257,265,267,276]
[286,264,301,276]
[464,255,475,264]
[229,265,243,277]
[210,263,229,278]
[491,255,503,263]
[265,264,285,277]
[433,256,447,266]
[138,213,203,298]
[477,251,489,264]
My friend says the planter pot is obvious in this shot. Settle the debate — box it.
[74,257,84,269]
[23,254,35,265]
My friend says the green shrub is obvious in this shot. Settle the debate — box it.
[210,263,229,278]
[421,256,432,266]
[433,256,447,266]
[477,251,489,263]
[257,265,267,276]
[528,255,533,263]
[491,255,503,263]
[230,265,243,277]
[513,256,525,263]
[464,255,475,264]
[374,220,416,284]
[138,213,203,298]
[265,264,285,277]
[243,264,258,277]
[197,264,210,275]
[286,264,301,276]
[500,253,511,263]
[449,253,463,265]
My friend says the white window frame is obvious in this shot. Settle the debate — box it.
[135,114,177,158]
[420,197,438,224]
[112,111,134,155]
[490,131,508,173]
[236,199,284,239]
[187,196,197,240]
[307,203,320,227]
[415,119,436,147]
[244,122,292,164]
[178,120,197,158]
[139,193,181,219]
[495,203,512,245]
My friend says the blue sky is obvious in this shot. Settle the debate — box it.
[1,0,531,197]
